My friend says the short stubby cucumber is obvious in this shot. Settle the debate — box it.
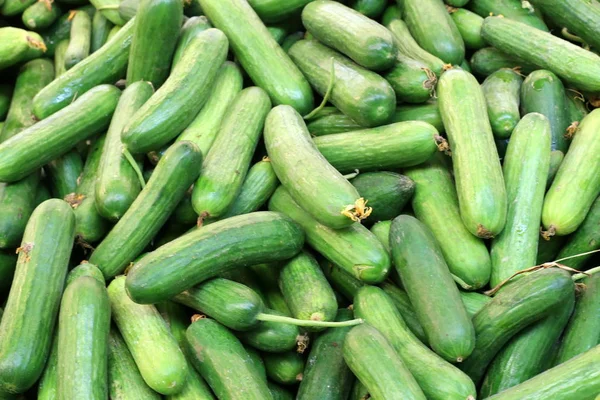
[481,68,522,139]
[91,13,114,53]
[0,28,47,70]
[448,7,486,50]
[350,172,414,222]
[22,0,61,31]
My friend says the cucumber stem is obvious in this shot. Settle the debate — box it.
[451,273,473,290]
[304,57,335,120]
[342,169,360,180]
[554,249,600,264]
[122,148,146,189]
[572,266,600,282]
[256,313,363,328]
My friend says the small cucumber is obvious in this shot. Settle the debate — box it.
[469,0,549,31]
[247,0,312,23]
[564,90,588,130]
[350,172,414,223]
[556,196,600,270]
[470,47,536,77]
[64,11,91,70]
[172,16,211,67]
[39,5,95,56]
[384,53,437,104]
[47,150,83,199]
[54,39,69,77]
[307,112,362,137]
[481,68,523,139]
[0,252,16,294]
[22,0,62,31]
[0,174,40,249]
[448,7,486,50]
[263,351,304,385]
[392,101,444,133]
[1,0,35,16]
[0,28,46,71]
[237,308,300,353]
[91,12,114,53]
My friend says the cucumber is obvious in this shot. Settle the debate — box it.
[378,281,428,343]
[390,215,475,362]
[37,333,59,400]
[281,31,304,52]
[470,47,537,77]
[313,121,440,174]
[385,54,437,104]
[0,252,16,294]
[263,351,304,385]
[296,308,354,400]
[543,109,600,236]
[126,0,182,87]
[90,141,202,278]
[90,0,126,26]
[392,101,444,133]
[0,199,75,394]
[445,0,469,6]
[176,61,243,156]
[546,149,564,188]
[267,25,287,44]
[307,112,362,137]
[0,85,10,120]
[459,268,575,384]
[469,0,548,30]
[247,0,312,23]
[381,4,401,25]
[106,25,121,41]
[54,39,68,77]
[269,186,390,284]
[264,105,362,229]
[64,11,91,70]
[1,0,35,17]
[34,182,51,206]
[459,291,492,317]
[268,383,293,400]
[172,16,211,67]
[481,16,600,92]
[301,1,396,71]
[91,13,114,53]
[405,153,492,289]
[556,196,600,270]
[66,262,106,284]
[0,28,46,71]
[237,308,300,353]
[245,346,266,379]
[39,5,95,56]
[350,172,414,223]
[288,39,396,128]
[565,90,589,130]
[348,0,386,18]
[108,276,188,395]
[57,275,111,400]
[438,68,507,238]
[121,28,228,153]
[0,173,40,249]
[481,68,523,139]
[95,81,153,221]
[343,323,426,400]
[349,381,369,400]
[47,150,83,199]
[490,114,551,287]
[192,87,271,219]
[22,1,61,31]
[32,18,133,119]
[319,259,366,301]
[536,233,565,264]
[186,318,272,400]
[199,0,314,115]
[448,7,486,50]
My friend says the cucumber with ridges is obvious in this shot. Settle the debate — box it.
[263,351,304,385]
[64,11,91,70]
[47,150,83,199]
[0,28,47,71]
[482,68,522,138]
[91,13,114,53]
[22,1,62,31]
[247,0,312,23]
[448,7,486,50]
[0,173,40,249]
[556,196,600,270]
[469,0,548,31]
[171,16,211,67]
[470,47,536,77]
[350,172,414,222]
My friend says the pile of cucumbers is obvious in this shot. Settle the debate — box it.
[1,0,600,398]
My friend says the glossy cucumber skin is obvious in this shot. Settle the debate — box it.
[343,323,426,400]
[448,7,485,50]
[392,101,444,132]
[459,269,575,384]
[378,281,428,344]
[126,0,182,87]
[199,0,314,114]
[265,105,360,229]
[482,68,522,139]
[237,308,300,353]
[122,28,228,153]
[269,186,390,284]
[470,47,536,77]
[91,12,114,53]
[302,1,396,71]
[91,141,202,279]
[192,87,271,219]
[481,16,600,92]
[438,68,507,238]
[0,28,46,70]
[247,0,312,23]
[313,121,439,174]
[556,196,600,270]
[64,11,91,70]
[469,0,548,31]
[0,199,75,394]
[289,39,395,128]
[47,150,83,199]
[108,276,188,395]
[542,109,600,235]
[22,1,61,31]
[262,352,304,385]
[490,114,551,287]
[0,173,40,249]
[350,172,414,222]
[172,16,211,67]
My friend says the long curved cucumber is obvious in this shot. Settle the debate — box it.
[448,7,486,50]
[0,173,40,249]
[556,196,600,270]
[350,172,414,223]
[64,11,91,70]
[481,68,522,139]
[172,16,211,67]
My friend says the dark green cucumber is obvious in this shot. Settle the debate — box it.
[481,16,600,92]
[95,80,153,221]
[348,0,386,18]
[281,31,304,52]
[390,215,475,363]
[54,39,68,77]
[237,308,301,353]
[192,87,271,219]
[543,109,600,235]
[378,281,428,343]
[122,28,228,153]
[108,276,188,395]
[0,252,16,294]
[289,39,396,128]
[64,11,91,70]
[37,332,59,400]
[319,259,366,301]
[126,0,182,87]
[490,113,551,287]
[186,318,272,399]
[91,12,114,53]
[349,380,369,400]
[0,173,40,249]
[172,16,211,67]
[22,1,61,31]
[90,141,202,278]
[57,275,111,400]
[350,172,414,222]
[264,105,362,229]
[459,291,492,317]
[263,351,304,385]
[199,0,314,114]
[536,233,565,264]
[176,61,243,156]
[564,90,588,130]
[268,382,293,400]
[0,28,46,71]
[448,7,486,50]
[438,68,507,238]
[391,101,444,133]
[307,112,362,137]
[381,4,401,25]
[247,0,312,23]
[470,47,536,77]
[343,323,426,400]
[245,346,266,380]
[469,0,548,31]
[34,181,51,206]
[459,268,575,384]
[0,85,10,120]
[47,150,83,199]
[269,186,390,284]
[556,196,600,270]
[481,68,523,139]
[0,199,75,394]
[546,150,564,187]
[459,58,471,72]
[520,70,570,153]
[296,308,354,400]
[384,55,437,105]
[267,25,288,44]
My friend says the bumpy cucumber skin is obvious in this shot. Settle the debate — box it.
[469,0,548,31]
[481,68,522,139]
[247,0,312,23]
[556,196,600,270]
[449,8,486,50]
[263,351,304,385]
[490,114,551,287]
[64,11,92,70]
[0,199,75,394]
[542,109,600,235]
[91,12,114,53]
[350,172,414,222]
[172,16,212,67]
[22,1,61,31]
[199,0,314,115]
[289,39,396,128]
[438,68,507,238]
[0,173,40,249]
[470,47,536,77]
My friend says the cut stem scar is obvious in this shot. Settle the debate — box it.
[257,313,364,328]
[304,57,335,120]
[122,148,146,189]
[341,198,372,223]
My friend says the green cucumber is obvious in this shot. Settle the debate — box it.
[448,7,486,50]
[392,101,444,133]
[348,0,386,18]
[343,323,426,400]
[245,346,266,379]
[263,351,304,385]
[556,196,600,270]
[313,121,440,174]
[459,268,575,384]
[37,333,59,400]
[281,31,304,52]
[47,150,83,199]
[90,141,202,278]
[490,113,551,287]
[288,39,396,128]
[542,109,600,235]
[384,54,437,104]
[405,153,492,289]
[108,276,188,395]
[546,149,564,188]
[390,215,475,362]
[307,112,362,137]
[0,252,16,294]
[237,308,300,353]
[319,260,366,301]
[349,381,369,400]
[199,0,314,114]
[301,1,396,71]
[54,39,68,77]
[565,90,589,130]
[381,4,401,25]
[34,182,51,206]
[66,262,106,284]
[438,68,507,238]
[481,68,522,139]
[64,11,91,70]
[22,1,62,31]
[536,233,565,264]
[1,0,35,17]
[469,0,548,30]
[378,281,428,343]
[90,0,126,26]
[91,12,114,53]
[481,16,600,92]
[122,28,228,153]
[106,25,121,41]
[0,199,75,394]
[268,383,293,400]
[459,291,492,317]
[267,25,288,44]
[247,0,312,23]
[126,0,182,87]
[39,5,95,56]
[350,172,414,223]
[0,85,10,120]
[0,28,46,71]
[172,16,211,67]
[470,47,536,77]
[0,173,40,249]
[176,61,243,156]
